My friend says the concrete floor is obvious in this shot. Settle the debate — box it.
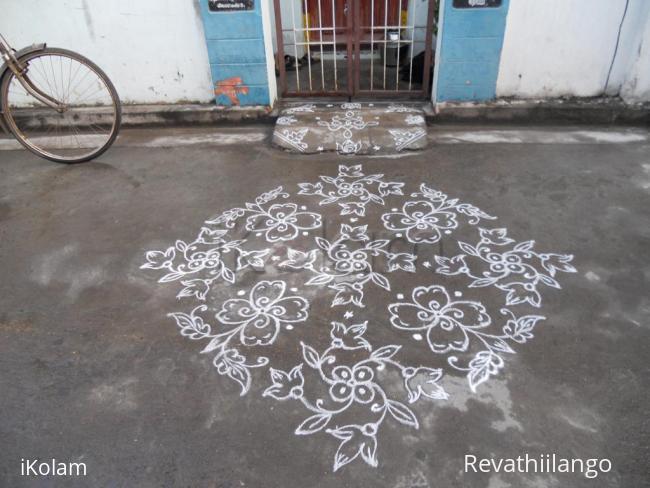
[0,125,649,487]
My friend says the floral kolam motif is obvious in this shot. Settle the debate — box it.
[141,164,576,472]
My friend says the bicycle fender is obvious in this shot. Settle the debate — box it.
[0,43,47,119]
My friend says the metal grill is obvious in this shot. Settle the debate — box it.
[273,0,436,99]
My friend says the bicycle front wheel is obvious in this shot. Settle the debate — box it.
[1,47,121,163]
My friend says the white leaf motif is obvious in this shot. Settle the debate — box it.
[371,345,401,360]
[386,400,419,428]
[296,413,331,435]
[301,342,321,368]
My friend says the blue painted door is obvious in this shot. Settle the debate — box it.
[197,0,271,106]
[435,0,509,102]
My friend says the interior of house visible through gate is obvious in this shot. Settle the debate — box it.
[271,0,440,99]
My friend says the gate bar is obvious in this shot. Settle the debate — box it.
[273,0,286,96]
[383,0,389,89]
[303,0,313,90]
[317,0,325,90]
[408,10,416,90]
[290,0,301,91]
[346,0,354,97]
[421,0,435,97]
[332,0,338,90]
[353,0,361,95]
[370,0,375,90]
[395,0,402,90]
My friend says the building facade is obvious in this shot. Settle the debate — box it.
[4,0,649,107]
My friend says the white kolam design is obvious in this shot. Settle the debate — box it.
[263,321,446,472]
[405,114,425,125]
[166,280,308,395]
[385,104,421,113]
[382,183,496,243]
[298,164,404,217]
[275,128,309,152]
[141,164,576,472]
[274,103,428,155]
[434,227,576,307]
[317,108,379,155]
[280,223,416,308]
[276,115,298,126]
[285,103,317,114]
[389,128,427,152]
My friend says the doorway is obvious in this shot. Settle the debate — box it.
[272,0,438,99]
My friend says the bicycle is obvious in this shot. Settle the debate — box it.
[0,33,121,163]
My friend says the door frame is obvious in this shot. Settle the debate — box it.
[273,0,436,99]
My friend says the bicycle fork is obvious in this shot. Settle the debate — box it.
[3,53,67,113]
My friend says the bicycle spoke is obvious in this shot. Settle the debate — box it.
[27,63,51,99]
[59,56,64,102]
[73,87,110,106]
[33,58,56,98]
[48,55,60,101]
[71,82,103,106]
[88,122,111,135]
[69,123,83,149]
[66,56,73,103]
[66,59,85,100]
[69,66,94,100]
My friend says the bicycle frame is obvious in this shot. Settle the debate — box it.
[0,33,10,133]
[0,33,24,71]
[0,33,65,118]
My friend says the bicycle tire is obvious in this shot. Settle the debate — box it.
[1,47,121,164]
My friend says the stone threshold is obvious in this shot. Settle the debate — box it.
[272,102,429,155]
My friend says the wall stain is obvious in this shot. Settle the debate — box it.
[81,0,96,40]
[214,77,249,106]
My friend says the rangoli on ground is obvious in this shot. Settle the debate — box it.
[141,164,576,472]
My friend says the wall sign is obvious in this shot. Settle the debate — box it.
[453,0,502,8]
[208,0,254,12]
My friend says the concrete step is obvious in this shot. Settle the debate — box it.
[271,102,428,155]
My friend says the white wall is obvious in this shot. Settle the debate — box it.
[2,0,214,104]
[261,0,279,104]
[620,13,650,102]
[271,0,306,59]
[497,0,650,102]
[406,0,436,57]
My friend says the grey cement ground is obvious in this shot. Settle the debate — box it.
[0,125,649,488]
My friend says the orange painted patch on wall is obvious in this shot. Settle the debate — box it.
[214,77,250,106]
